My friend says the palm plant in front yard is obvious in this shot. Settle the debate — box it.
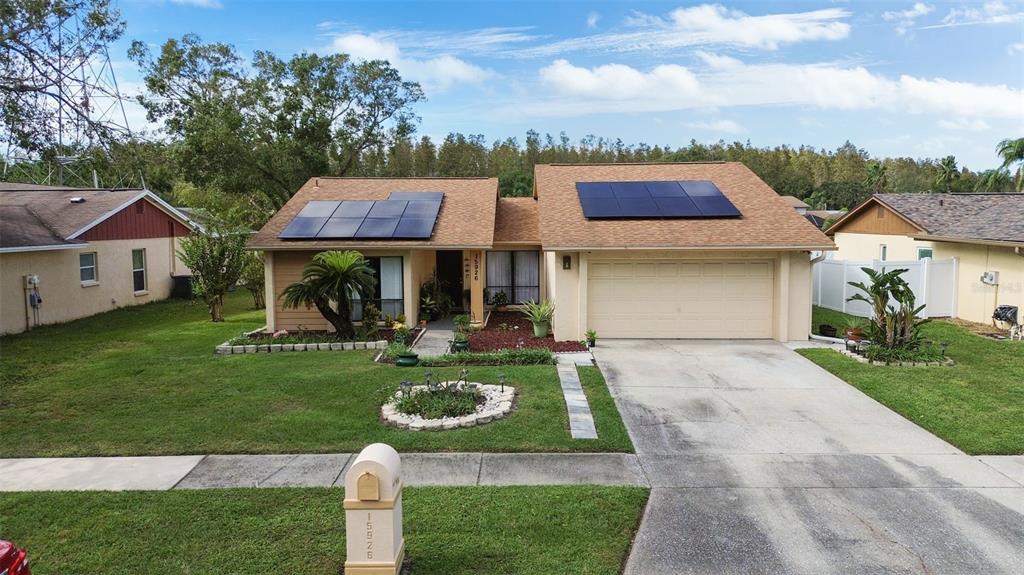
[847,267,928,352]
[280,250,377,338]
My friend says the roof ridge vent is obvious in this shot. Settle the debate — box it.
[69,196,85,203]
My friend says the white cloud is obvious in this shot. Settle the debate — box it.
[367,27,538,57]
[169,0,222,8]
[938,118,992,131]
[924,0,1024,29]
[687,119,743,133]
[539,59,701,102]
[882,3,934,34]
[329,34,494,91]
[1009,42,1024,54]
[528,57,1024,120]
[587,11,601,29]
[514,4,850,57]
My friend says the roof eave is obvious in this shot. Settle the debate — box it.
[0,242,89,253]
[912,234,1024,248]
[541,244,837,252]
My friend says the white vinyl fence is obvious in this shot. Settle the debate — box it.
[812,257,957,318]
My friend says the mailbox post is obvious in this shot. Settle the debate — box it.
[344,443,404,575]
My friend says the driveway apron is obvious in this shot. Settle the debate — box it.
[593,339,1024,575]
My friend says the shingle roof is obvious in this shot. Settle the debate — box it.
[493,197,540,245]
[533,162,834,250]
[875,193,1024,243]
[0,205,85,250]
[248,177,499,250]
[0,186,147,241]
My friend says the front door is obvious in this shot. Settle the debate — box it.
[435,250,465,313]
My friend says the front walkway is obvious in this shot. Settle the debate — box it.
[593,339,1024,575]
[411,317,454,356]
[0,452,646,491]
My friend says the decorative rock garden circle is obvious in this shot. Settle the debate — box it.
[381,383,515,431]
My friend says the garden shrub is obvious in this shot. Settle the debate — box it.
[419,348,555,366]
[394,384,483,419]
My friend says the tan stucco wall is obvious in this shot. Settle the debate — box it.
[832,232,934,262]
[545,249,814,342]
[268,249,422,332]
[932,243,1023,324]
[1,237,187,335]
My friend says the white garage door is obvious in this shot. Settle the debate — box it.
[587,259,775,338]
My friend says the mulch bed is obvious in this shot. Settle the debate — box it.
[468,311,588,353]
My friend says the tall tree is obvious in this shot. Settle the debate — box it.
[130,35,423,219]
[1,0,127,153]
[974,168,1013,193]
[864,161,888,194]
[177,223,249,322]
[996,137,1024,192]
[935,156,960,193]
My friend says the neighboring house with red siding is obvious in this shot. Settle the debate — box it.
[0,183,197,334]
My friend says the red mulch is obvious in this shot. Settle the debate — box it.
[468,311,588,352]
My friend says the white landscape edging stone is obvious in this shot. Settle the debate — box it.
[838,348,954,367]
[215,338,387,355]
[381,384,515,431]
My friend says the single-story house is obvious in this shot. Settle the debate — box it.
[826,193,1024,324]
[0,183,196,334]
[248,162,834,341]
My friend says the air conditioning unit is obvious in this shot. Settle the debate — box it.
[980,271,999,286]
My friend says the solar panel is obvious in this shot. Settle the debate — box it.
[645,181,686,197]
[576,180,740,219]
[654,196,701,217]
[403,200,442,219]
[394,218,435,238]
[333,200,374,218]
[610,182,650,198]
[316,217,364,238]
[279,216,329,238]
[367,200,408,218]
[389,191,444,201]
[576,182,615,198]
[578,196,621,218]
[355,217,400,238]
[296,201,341,218]
[616,195,660,217]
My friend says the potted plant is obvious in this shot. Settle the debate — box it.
[451,332,470,352]
[843,317,865,341]
[420,295,439,322]
[522,299,555,338]
[492,290,510,312]
[819,324,838,338]
[585,329,597,347]
[396,350,420,367]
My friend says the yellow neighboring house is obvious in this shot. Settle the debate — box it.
[826,193,1024,325]
[0,183,197,335]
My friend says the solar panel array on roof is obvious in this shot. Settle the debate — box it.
[576,181,740,219]
[278,192,443,239]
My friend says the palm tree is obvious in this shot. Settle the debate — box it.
[935,156,959,193]
[280,251,377,337]
[864,161,888,194]
[996,137,1024,192]
[974,168,1013,193]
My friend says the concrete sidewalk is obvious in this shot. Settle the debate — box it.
[0,452,646,491]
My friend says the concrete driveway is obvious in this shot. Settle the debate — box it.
[593,339,1024,575]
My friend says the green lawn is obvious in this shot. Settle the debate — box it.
[0,293,632,456]
[809,305,863,335]
[0,485,649,575]
[800,306,1024,455]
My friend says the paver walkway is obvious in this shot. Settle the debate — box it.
[593,339,1024,575]
[556,353,598,439]
[0,453,645,491]
[411,318,454,356]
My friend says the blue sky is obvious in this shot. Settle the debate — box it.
[113,1,1023,169]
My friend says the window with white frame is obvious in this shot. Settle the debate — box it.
[79,252,97,283]
[351,256,404,320]
[879,244,888,261]
[486,251,540,304]
[917,248,933,260]
[132,249,147,292]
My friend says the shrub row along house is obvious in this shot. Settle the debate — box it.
[248,162,834,341]
[826,193,1024,325]
[0,183,196,334]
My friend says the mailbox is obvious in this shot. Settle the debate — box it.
[344,443,404,575]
